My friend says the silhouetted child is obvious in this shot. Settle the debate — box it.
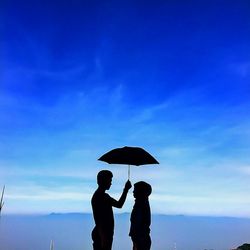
[91,170,132,250]
[129,181,152,250]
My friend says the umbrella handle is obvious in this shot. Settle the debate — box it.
[128,165,130,180]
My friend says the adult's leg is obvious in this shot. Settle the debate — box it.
[92,227,102,250]
[102,235,113,250]
[132,241,138,250]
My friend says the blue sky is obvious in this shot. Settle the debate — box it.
[1,0,250,216]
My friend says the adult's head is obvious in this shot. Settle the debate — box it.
[97,170,113,190]
[133,181,152,199]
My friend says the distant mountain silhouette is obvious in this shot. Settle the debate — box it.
[237,243,250,250]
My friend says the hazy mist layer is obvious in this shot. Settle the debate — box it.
[0,213,249,250]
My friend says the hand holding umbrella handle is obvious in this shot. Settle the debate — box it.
[124,180,132,192]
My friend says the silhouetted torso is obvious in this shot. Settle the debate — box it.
[129,198,151,238]
[91,189,116,235]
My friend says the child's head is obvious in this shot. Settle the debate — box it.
[97,170,113,190]
[133,181,152,199]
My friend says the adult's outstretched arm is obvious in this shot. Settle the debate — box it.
[112,180,132,208]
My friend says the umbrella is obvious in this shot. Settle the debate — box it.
[98,146,159,179]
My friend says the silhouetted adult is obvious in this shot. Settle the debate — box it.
[129,181,152,250]
[91,170,132,250]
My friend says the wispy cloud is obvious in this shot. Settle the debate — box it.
[7,191,90,201]
[230,62,250,78]
[237,166,250,176]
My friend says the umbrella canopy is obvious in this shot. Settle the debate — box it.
[99,146,159,166]
[98,146,159,179]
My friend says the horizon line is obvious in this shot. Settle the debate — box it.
[2,212,250,220]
